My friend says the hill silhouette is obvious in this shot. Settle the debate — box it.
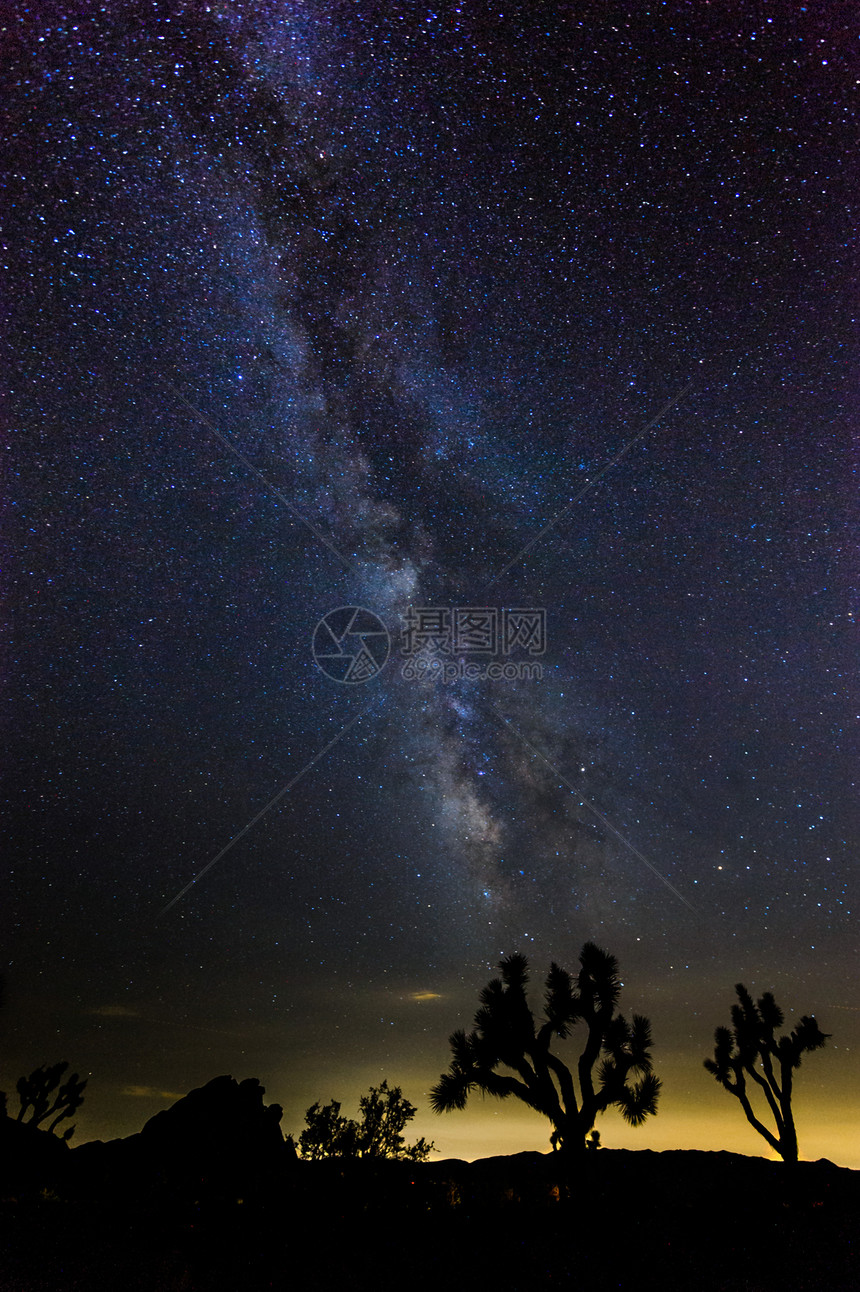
[0,1076,857,1290]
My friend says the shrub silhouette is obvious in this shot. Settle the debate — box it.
[299,1080,434,1161]
[10,1061,87,1141]
[704,983,829,1163]
[431,943,660,1156]
[299,1097,357,1159]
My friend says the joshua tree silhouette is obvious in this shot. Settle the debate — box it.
[430,943,660,1157]
[12,1062,88,1141]
[704,983,829,1164]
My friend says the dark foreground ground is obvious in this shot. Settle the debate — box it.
[1,1145,857,1291]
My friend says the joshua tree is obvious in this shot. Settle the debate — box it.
[704,984,829,1164]
[11,1061,88,1141]
[430,943,660,1158]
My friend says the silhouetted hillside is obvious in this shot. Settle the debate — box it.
[0,1079,857,1290]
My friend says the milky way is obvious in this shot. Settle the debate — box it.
[4,2,857,1160]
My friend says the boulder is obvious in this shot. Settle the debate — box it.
[71,1076,295,1203]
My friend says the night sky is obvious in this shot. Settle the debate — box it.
[4,1,858,1166]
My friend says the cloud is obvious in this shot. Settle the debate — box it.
[122,1086,182,1100]
[410,991,442,1002]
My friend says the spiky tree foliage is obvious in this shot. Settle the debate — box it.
[704,984,829,1164]
[13,1061,87,1141]
[430,944,660,1156]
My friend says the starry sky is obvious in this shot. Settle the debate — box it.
[3,1,858,1166]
